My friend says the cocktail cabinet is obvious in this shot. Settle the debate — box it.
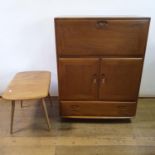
[55,17,150,118]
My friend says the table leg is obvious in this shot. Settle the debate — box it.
[41,98,51,130]
[10,100,15,134]
[20,100,23,108]
[48,93,52,106]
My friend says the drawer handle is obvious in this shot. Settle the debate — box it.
[70,105,80,113]
[96,20,108,29]
[71,105,79,109]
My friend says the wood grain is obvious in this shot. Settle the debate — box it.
[60,101,137,117]
[99,58,143,101]
[55,18,150,56]
[2,71,51,100]
[0,98,155,155]
[55,146,155,155]
[2,71,51,133]
[59,58,99,100]
[55,17,150,118]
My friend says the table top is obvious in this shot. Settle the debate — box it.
[2,71,51,100]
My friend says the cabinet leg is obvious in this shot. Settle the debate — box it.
[41,98,51,130]
[10,100,15,134]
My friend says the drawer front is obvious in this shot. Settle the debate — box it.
[55,18,150,56]
[60,101,137,117]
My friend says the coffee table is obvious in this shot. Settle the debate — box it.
[2,71,51,134]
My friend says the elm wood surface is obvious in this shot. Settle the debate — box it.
[59,58,99,100]
[10,101,15,134]
[55,18,150,57]
[2,71,51,100]
[99,58,143,101]
[59,58,143,101]
[0,98,155,155]
[2,71,51,133]
[55,17,150,118]
[60,101,137,117]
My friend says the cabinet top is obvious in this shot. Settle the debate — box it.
[55,16,151,20]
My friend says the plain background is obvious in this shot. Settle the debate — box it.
[0,0,155,96]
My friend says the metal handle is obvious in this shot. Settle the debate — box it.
[101,74,105,84]
[96,20,108,29]
[93,78,97,84]
[71,105,80,113]
[92,74,97,84]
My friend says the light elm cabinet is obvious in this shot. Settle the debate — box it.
[55,17,150,118]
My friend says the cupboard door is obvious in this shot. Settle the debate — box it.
[59,58,99,100]
[99,58,143,101]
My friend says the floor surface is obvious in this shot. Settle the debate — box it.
[0,98,155,155]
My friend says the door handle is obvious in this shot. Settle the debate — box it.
[93,78,97,84]
[92,74,97,84]
[101,74,105,84]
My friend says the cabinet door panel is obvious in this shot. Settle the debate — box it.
[55,18,150,56]
[59,58,99,100]
[99,58,143,101]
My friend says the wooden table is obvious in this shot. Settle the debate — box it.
[2,71,51,134]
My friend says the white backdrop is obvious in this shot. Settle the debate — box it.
[0,0,155,96]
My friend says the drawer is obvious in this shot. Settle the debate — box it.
[55,18,150,56]
[60,101,137,117]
